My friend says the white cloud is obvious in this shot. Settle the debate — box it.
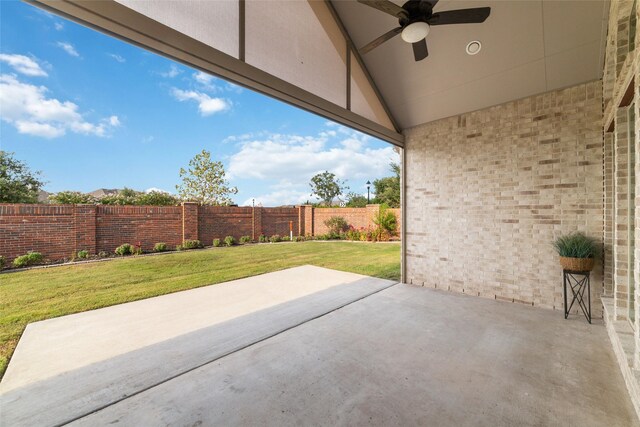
[0,54,48,77]
[230,126,399,206]
[57,42,79,57]
[145,187,170,194]
[108,54,125,63]
[160,64,181,78]
[141,136,154,144]
[0,74,120,139]
[228,130,396,182]
[15,121,64,138]
[54,22,64,31]
[171,88,230,116]
[193,71,214,86]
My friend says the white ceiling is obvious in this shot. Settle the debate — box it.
[333,0,610,129]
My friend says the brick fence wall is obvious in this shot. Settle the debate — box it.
[0,203,399,262]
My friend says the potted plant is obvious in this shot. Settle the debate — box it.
[552,232,600,271]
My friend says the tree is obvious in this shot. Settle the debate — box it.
[176,149,238,205]
[49,191,97,204]
[0,151,44,203]
[372,162,400,208]
[345,192,368,208]
[309,171,348,206]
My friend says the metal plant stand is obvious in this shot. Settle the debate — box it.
[563,270,591,324]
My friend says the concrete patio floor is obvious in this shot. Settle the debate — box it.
[1,266,637,426]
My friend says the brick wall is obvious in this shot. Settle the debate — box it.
[0,203,398,262]
[404,80,604,316]
[199,206,254,244]
[0,205,76,261]
[96,205,183,253]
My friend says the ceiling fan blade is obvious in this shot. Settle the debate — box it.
[360,27,403,54]
[427,7,491,25]
[357,0,408,18]
[412,39,428,61]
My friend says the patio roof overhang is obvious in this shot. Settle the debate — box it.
[27,1,608,145]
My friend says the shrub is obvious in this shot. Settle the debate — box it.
[213,239,222,247]
[224,236,236,247]
[0,255,5,269]
[182,239,202,250]
[133,245,143,255]
[269,234,282,243]
[373,205,397,241]
[115,243,133,256]
[346,226,361,241]
[553,232,600,258]
[239,235,252,244]
[154,242,168,252]
[324,216,349,235]
[77,250,89,259]
[258,235,267,243]
[98,251,108,258]
[13,251,44,268]
[294,235,305,242]
[176,245,183,251]
[48,191,97,204]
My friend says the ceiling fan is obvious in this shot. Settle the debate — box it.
[357,0,491,61]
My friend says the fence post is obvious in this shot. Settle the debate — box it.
[252,207,263,240]
[366,204,380,229]
[182,202,199,242]
[74,204,97,255]
[301,205,314,236]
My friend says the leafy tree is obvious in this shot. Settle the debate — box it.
[176,149,238,205]
[309,171,348,206]
[0,151,44,203]
[345,192,368,208]
[49,191,97,204]
[372,162,400,208]
[136,190,179,206]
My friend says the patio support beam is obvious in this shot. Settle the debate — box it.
[346,42,351,111]
[239,0,245,62]
[27,0,404,147]
[325,0,402,134]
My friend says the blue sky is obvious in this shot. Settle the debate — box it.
[0,1,398,206]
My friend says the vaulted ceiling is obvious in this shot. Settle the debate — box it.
[31,0,609,142]
[333,0,609,129]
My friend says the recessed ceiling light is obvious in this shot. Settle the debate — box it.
[466,40,482,55]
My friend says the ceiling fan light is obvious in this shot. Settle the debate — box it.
[401,21,430,43]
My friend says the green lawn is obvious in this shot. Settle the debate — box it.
[0,241,400,378]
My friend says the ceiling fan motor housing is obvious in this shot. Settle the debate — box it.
[399,0,434,27]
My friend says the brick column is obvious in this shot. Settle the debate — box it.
[366,204,381,229]
[301,205,314,236]
[614,107,631,321]
[182,202,199,242]
[252,207,263,240]
[297,206,305,236]
[74,204,97,254]
[604,132,615,297]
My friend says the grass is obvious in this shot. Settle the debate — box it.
[0,241,400,378]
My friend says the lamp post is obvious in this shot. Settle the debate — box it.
[366,181,371,203]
